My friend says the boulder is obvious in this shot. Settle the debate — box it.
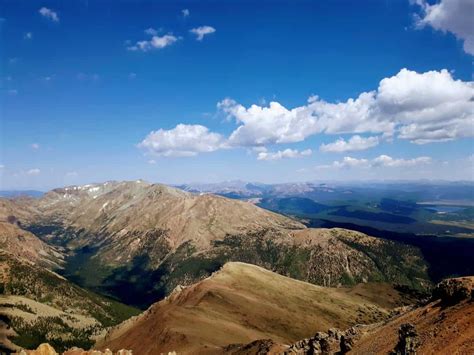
[432,277,474,305]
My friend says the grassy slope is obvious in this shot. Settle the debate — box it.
[60,228,430,309]
[98,262,411,354]
[0,252,139,352]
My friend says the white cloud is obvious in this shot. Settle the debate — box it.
[190,26,216,41]
[138,124,225,157]
[137,69,472,160]
[39,7,59,22]
[333,157,370,169]
[219,99,320,146]
[27,168,41,176]
[219,68,474,146]
[319,155,432,169]
[127,34,178,52]
[65,171,78,177]
[414,0,474,55]
[372,155,432,167]
[148,159,156,165]
[128,72,137,80]
[31,143,40,150]
[320,135,380,153]
[144,28,158,36]
[24,32,33,40]
[182,9,190,17]
[257,148,312,161]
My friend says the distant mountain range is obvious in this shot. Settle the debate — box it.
[176,180,474,203]
[0,190,44,198]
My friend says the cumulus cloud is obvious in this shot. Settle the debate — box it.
[320,135,380,153]
[319,155,432,169]
[138,69,472,159]
[27,168,41,176]
[39,7,59,22]
[219,99,320,146]
[24,32,33,40]
[257,148,312,161]
[127,34,178,52]
[190,26,216,41]
[138,124,225,157]
[219,68,474,146]
[332,157,370,169]
[372,155,432,167]
[413,0,474,55]
[31,143,40,150]
[182,9,190,17]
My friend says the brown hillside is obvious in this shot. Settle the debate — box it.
[0,222,62,268]
[351,276,474,354]
[17,181,303,266]
[97,262,406,354]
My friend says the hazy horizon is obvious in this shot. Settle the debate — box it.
[2,177,474,194]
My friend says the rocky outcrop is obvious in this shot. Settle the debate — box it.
[15,344,58,355]
[224,339,283,354]
[285,327,362,354]
[390,323,419,355]
[432,276,474,304]
[15,343,132,355]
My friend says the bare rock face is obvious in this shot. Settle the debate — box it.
[390,323,419,355]
[432,276,474,304]
[14,344,132,355]
[285,327,361,354]
[15,343,58,355]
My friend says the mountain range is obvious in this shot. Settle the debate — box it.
[0,180,472,353]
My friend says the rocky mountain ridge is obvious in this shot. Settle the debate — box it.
[1,181,431,308]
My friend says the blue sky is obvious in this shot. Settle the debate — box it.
[1,0,473,190]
